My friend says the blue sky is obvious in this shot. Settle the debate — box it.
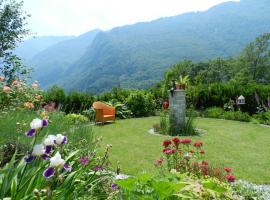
[23,0,239,36]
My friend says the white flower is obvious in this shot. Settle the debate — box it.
[184,152,192,160]
[170,169,177,174]
[55,134,65,145]
[32,144,45,156]
[30,118,43,129]
[44,135,56,146]
[50,152,65,168]
[115,174,129,180]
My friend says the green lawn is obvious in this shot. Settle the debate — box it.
[94,117,270,184]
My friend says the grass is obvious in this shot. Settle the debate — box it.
[94,117,270,184]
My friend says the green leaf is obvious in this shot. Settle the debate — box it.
[202,180,227,193]
[115,177,137,191]
[11,176,17,199]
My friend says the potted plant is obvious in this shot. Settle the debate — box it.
[177,75,189,90]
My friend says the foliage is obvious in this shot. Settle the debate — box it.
[115,172,238,200]
[232,180,270,200]
[0,0,30,83]
[42,85,65,107]
[204,107,224,118]
[0,140,28,167]
[159,110,170,135]
[186,82,270,115]
[82,108,96,122]
[253,111,270,125]
[223,111,251,122]
[0,115,113,199]
[64,113,89,125]
[107,99,133,119]
[126,90,156,117]
[0,78,42,111]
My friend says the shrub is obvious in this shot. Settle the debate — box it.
[253,111,270,125]
[64,92,95,113]
[204,107,224,118]
[126,90,156,117]
[65,113,89,125]
[82,108,96,122]
[42,85,65,107]
[159,110,169,135]
[223,111,251,122]
[107,99,133,119]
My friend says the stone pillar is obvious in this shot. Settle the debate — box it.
[169,90,186,134]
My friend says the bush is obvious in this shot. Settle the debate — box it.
[107,99,133,119]
[187,83,270,115]
[126,90,156,117]
[204,107,224,118]
[253,111,270,125]
[43,85,65,107]
[82,108,96,122]
[65,113,89,125]
[224,111,251,122]
[64,92,95,113]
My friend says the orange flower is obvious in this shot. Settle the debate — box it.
[0,76,4,81]
[3,86,11,93]
[36,95,42,101]
[24,102,34,109]
[12,80,19,85]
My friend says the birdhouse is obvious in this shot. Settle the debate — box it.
[236,95,245,105]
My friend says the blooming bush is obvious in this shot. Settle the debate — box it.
[156,137,236,183]
[0,115,114,199]
[0,77,42,112]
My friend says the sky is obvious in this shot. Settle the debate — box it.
[23,0,239,36]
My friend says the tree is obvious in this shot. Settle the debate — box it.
[238,33,270,83]
[0,0,29,84]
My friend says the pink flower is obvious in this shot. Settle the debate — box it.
[181,138,191,144]
[163,149,175,155]
[3,86,11,93]
[79,156,89,165]
[154,158,164,166]
[0,76,4,81]
[225,174,236,182]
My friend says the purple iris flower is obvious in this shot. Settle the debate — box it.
[25,129,36,137]
[43,167,55,178]
[24,155,36,163]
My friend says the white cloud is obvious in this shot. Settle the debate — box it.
[23,0,239,36]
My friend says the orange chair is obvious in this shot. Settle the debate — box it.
[92,101,116,124]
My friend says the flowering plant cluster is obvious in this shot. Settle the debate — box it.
[155,137,236,183]
[0,115,114,199]
[0,77,42,112]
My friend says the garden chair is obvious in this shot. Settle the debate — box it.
[92,101,116,124]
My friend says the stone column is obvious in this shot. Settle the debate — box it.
[169,90,186,134]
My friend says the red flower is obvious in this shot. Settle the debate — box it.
[193,141,203,148]
[162,100,169,109]
[200,149,205,154]
[224,167,232,173]
[172,137,181,147]
[154,158,164,166]
[201,167,208,176]
[201,161,208,166]
[225,174,236,182]
[181,138,191,144]
[163,140,171,147]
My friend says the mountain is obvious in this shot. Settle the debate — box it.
[15,36,74,61]
[27,29,101,85]
[22,0,270,93]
